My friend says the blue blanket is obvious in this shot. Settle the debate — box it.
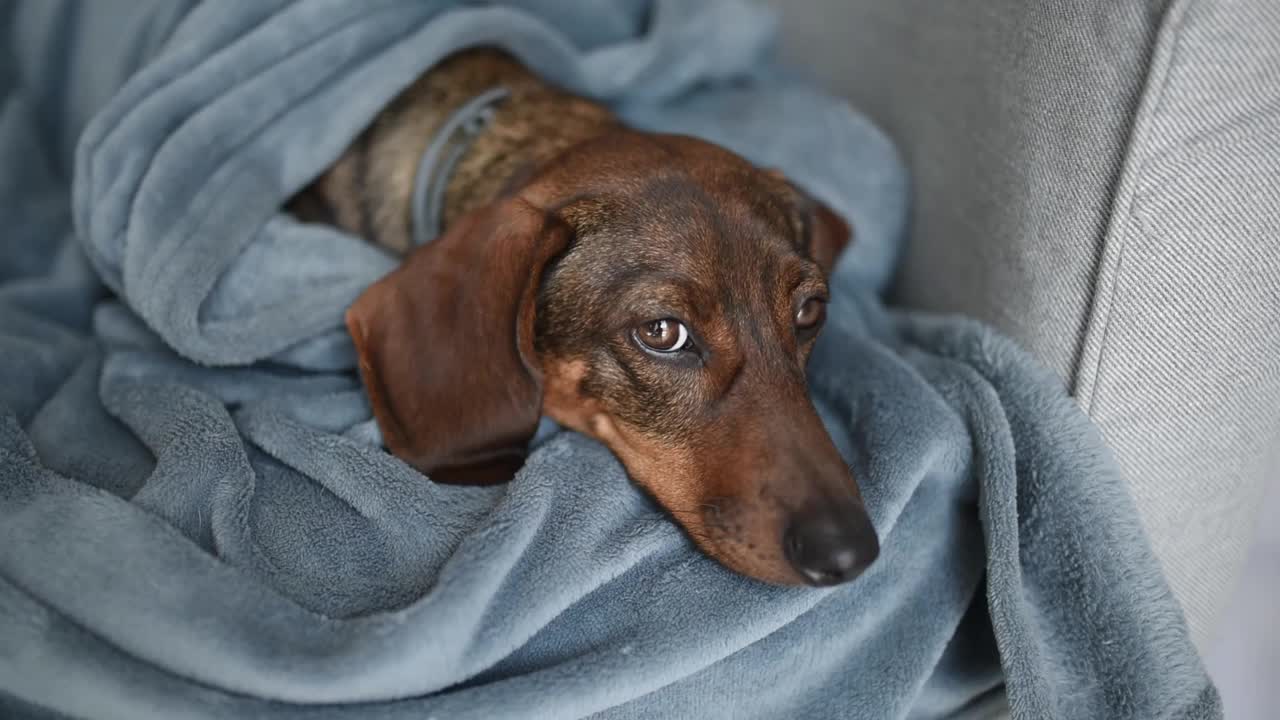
[0,1,1220,718]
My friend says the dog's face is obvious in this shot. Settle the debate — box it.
[347,130,879,586]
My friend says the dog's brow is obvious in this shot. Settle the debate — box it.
[784,258,825,292]
[608,268,702,298]
[640,174,716,213]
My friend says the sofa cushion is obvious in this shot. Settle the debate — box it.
[765,0,1280,649]
[1070,0,1280,648]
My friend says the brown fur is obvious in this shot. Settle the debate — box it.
[292,50,615,253]
[292,48,878,586]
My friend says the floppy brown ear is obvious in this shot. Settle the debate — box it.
[766,169,854,275]
[345,197,571,485]
[806,201,853,276]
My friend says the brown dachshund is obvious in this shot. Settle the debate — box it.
[289,49,879,587]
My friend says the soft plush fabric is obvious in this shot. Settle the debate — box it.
[0,1,1220,718]
[763,0,1280,650]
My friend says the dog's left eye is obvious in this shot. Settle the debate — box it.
[795,297,827,330]
[634,319,692,354]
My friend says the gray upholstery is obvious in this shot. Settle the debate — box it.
[764,0,1280,651]
[1072,0,1280,652]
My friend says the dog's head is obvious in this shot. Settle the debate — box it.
[347,130,879,586]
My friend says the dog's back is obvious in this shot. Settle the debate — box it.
[290,49,614,253]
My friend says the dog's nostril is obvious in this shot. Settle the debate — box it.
[785,529,804,564]
[783,511,879,587]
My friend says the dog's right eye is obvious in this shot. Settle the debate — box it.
[634,319,692,354]
[795,297,827,330]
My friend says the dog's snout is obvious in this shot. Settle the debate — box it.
[783,506,879,586]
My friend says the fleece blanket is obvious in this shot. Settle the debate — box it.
[0,1,1220,718]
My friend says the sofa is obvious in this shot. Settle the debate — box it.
[762,0,1280,656]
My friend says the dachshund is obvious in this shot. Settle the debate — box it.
[288,49,879,587]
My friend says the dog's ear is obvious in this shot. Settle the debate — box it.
[766,169,853,275]
[805,200,853,276]
[345,197,571,485]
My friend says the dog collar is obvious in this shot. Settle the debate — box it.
[411,86,511,246]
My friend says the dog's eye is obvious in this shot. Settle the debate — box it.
[795,298,827,330]
[634,319,691,354]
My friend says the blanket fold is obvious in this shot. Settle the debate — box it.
[0,1,1219,718]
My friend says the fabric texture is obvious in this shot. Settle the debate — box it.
[764,0,1280,650]
[1070,0,1280,647]
[1,1,1219,718]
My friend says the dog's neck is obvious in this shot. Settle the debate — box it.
[297,50,616,254]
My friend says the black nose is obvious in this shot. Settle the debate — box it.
[783,507,879,586]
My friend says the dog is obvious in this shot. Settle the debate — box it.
[289,49,879,587]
